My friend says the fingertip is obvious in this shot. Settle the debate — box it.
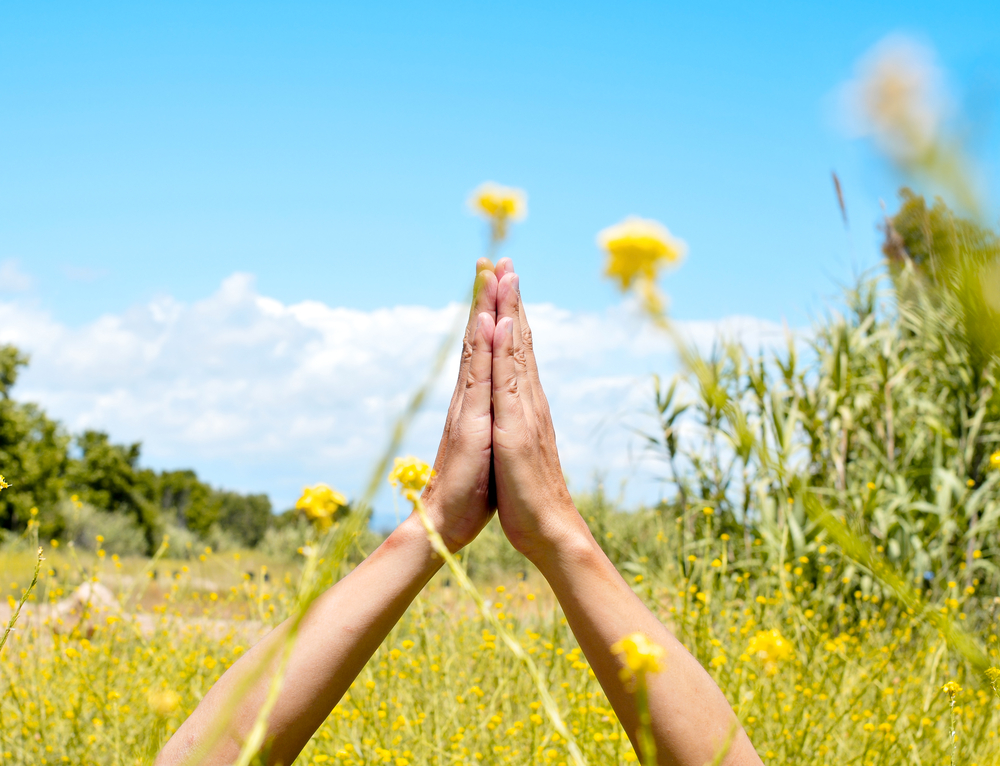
[474,269,498,311]
[495,257,514,279]
[501,316,514,338]
[477,311,496,343]
[492,317,511,350]
[496,272,518,314]
[476,257,495,274]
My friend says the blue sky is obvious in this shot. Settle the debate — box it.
[1,2,999,516]
[3,1,996,325]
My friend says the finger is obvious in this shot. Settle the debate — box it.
[516,295,556,436]
[451,267,498,411]
[497,272,535,413]
[492,316,527,433]
[471,266,498,321]
[453,267,497,407]
[459,312,496,421]
[494,257,515,282]
[438,264,497,468]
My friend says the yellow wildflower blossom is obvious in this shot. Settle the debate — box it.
[746,629,793,675]
[598,216,685,291]
[147,689,181,717]
[986,667,1000,694]
[389,456,434,494]
[296,483,348,530]
[0,475,7,491]
[940,681,961,698]
[990,450,1000,469]
[611,632,665,684]
[467,182,527,243]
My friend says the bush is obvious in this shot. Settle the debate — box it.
[642,192,1000,600]
[61,498,148,557]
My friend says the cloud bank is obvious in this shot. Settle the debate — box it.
[0,274,791,526]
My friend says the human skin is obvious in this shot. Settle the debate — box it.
[489,257,762,766]
[157,258,762,766]
[156,259,500,766]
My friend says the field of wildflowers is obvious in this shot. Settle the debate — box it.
[4,35,1000,766]
[2,499,999,765]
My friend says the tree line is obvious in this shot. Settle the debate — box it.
[0,346,273,553]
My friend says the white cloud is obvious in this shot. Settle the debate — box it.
[0,274,793,526]
[0,259,33,292]
[61,265,108,283]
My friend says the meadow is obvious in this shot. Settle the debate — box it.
[4,39,1000,766]
[2,492,998,766]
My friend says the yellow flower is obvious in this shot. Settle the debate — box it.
[467,182,527,243]
[147,689,181,717]
[611,632,665,684]
[389,457,434,494]
[598,216,685,291]
[746,629,794,675]
[940,681,961,698]
[0,475,8,491]
[296,483,348,529]
[986,667,1000,692]
[990,451,1000,469]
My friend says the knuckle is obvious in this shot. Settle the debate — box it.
[504,375,519,397]
[521,325,533,349]
[465,370,485,391]
[461,338,474,364]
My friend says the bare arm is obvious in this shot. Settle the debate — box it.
[157,261,500,766]
[489,259,762,766]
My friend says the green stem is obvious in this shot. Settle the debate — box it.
[0,535,43,657]
[635,675,656,766]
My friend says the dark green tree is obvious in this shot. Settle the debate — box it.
[215,491,272,548]
[0,345,70,538]
[67,430,161,550]
[155,469,221,537]
[0,344,275,550]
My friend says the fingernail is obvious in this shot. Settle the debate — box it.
[506,317,514,336]
[475,314,483,332]
[512,274,520,295]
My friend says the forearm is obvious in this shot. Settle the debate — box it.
[534,514,761,766]
[157,514,443,766]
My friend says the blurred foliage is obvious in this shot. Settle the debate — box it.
[0,348,274,553]
[646,189,1000,600]
[884,187,1000,362]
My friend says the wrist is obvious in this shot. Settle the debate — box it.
[388,514,448,573]
[532,521,613,592]
[415,495,484,554]
[522,507,596,574]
